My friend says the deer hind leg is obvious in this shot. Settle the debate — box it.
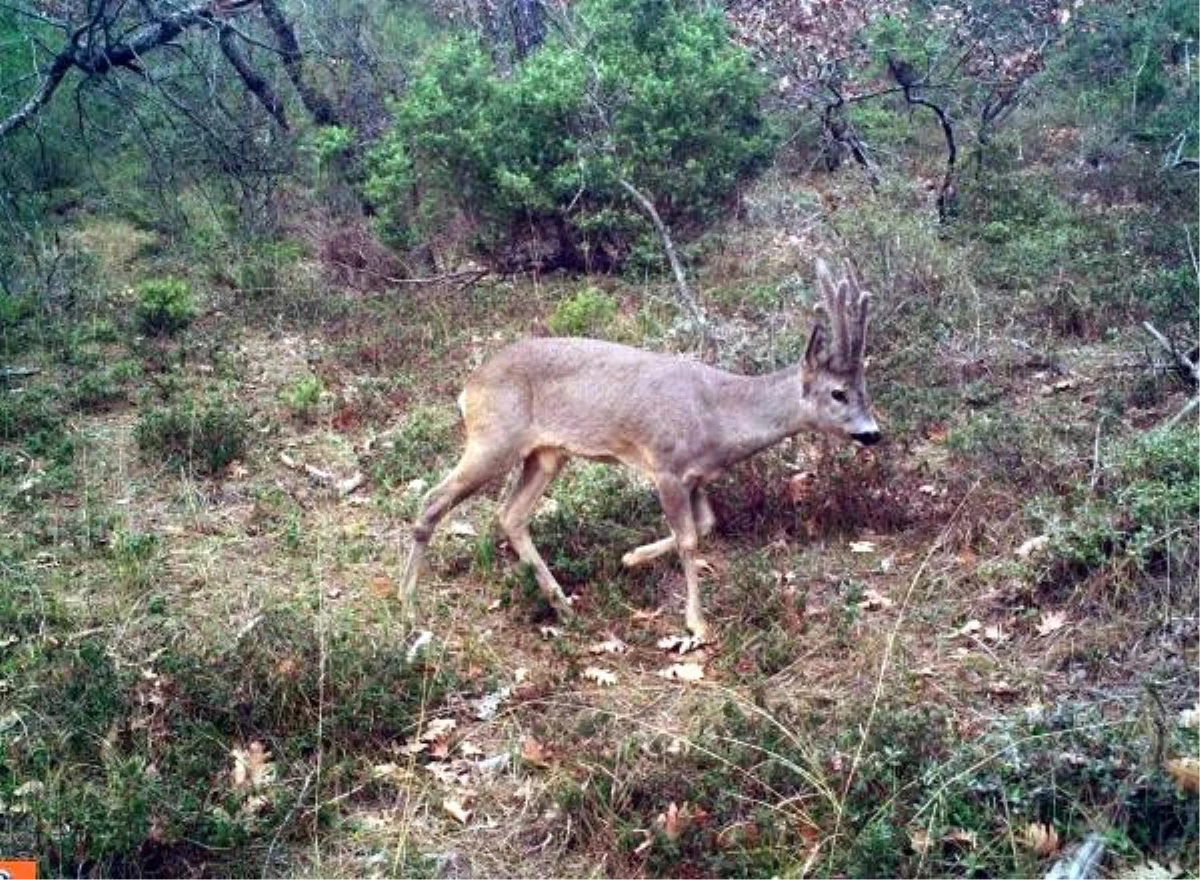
[497,448,573,618]
[655,475,710,641]
[399,440,515,617]
[622,486,715,568]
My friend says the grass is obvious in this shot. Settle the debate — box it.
[0,84,1196,879]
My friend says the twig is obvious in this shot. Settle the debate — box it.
[616,177,712,357]
[1137,321,1195,429]
[329,261,489,289]
[1142,320,1199,384]
[1186,225,1199,279]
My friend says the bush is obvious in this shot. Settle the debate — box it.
[1033,424,1199,586]
[135,278,196,337]
[547,287,618,337]
[135,393,249,475]
[366,0,774,266]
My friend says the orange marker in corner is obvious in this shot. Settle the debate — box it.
[0,860,38,879]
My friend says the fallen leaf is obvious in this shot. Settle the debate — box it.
[448,519,477,537]
[588,636,629,655]
[631,607,663,622]
[988,679,1017,696]
[1035,610,1069,636]
[657,662,705,682]
[230,741,275,791]
[538,625,563,639]
[942,828,977,849]
[485,597,502,612]
[858,589,894,610]
[1178,705,1200,729]
[1165,757,1200,794]
[368,575,393,598]
[1023,822,1060,857]
[443,796,473,824]
[983,624,1010,643]
[656,801,698,841]
[581,666,617,686]
[326,586,344,600]
[513,666,529,685]
[419,718,457,742]
[1016,534,1050,558]
[909,827,932,855]
[458,741,484,757]
[521,736,552,768]
[849,540,877,553]
[657,634,704,654]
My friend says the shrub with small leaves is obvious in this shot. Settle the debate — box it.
[135,393,249,475]
[547,287,618,337]
[135,278,196,336]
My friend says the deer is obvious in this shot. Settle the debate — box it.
[398,259,880,642]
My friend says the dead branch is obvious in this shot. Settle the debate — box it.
[617,177,712,356]
[1142,321,1200,429]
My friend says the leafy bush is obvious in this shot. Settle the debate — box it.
[1034,424,1199,584]
[135,393,249,475]
[135,278,196,337]
[547,287,618,337]
[279,374,323,419]
[365,0,774,266]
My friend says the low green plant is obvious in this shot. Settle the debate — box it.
[135,392,250,475]
[547,287,619,337]
[374,404,460,489]
[279,374,323,419]
[135,278,196,337]
[1032,423,1198,588]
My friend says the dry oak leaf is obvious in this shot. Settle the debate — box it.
[657,634,705,654]
[1023,822,1060,857]
[588,636,630,655]
[909,827,932,855]
[443,796,473,825]
[858,589,894,611]
[521,736,552,769]
[657,662,705,683]
[581,666,618,686]
[230,741,275,791]
[1035,610,1069,636]
[1165,757,1200,794]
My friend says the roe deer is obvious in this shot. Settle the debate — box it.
[399,259,880,641]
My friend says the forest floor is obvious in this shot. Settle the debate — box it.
[3,166,1197,878]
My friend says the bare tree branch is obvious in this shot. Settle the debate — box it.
[217,23,288,129]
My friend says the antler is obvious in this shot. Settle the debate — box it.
[814,259,871,373]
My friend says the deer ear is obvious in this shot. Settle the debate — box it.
[804,321,828,369]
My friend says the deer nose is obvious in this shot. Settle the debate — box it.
[851,430,882,446]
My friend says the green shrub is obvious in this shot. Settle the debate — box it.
[547,287,618,337]
[1033,424,1199,583]
[135,393,250,475]
[279,374,323,419]
[374,404,460,488]
[366,0,774,263]
[135,278,196,337]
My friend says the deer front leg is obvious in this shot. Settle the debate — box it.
[656,476,710,642]
[622,486,715,568]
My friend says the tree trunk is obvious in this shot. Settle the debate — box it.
[259,0,340,126]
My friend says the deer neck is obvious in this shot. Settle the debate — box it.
[717,365,815,462]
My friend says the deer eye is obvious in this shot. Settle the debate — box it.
[831,389,849,404]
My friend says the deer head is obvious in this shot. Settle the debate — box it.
[802,259,880,445]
